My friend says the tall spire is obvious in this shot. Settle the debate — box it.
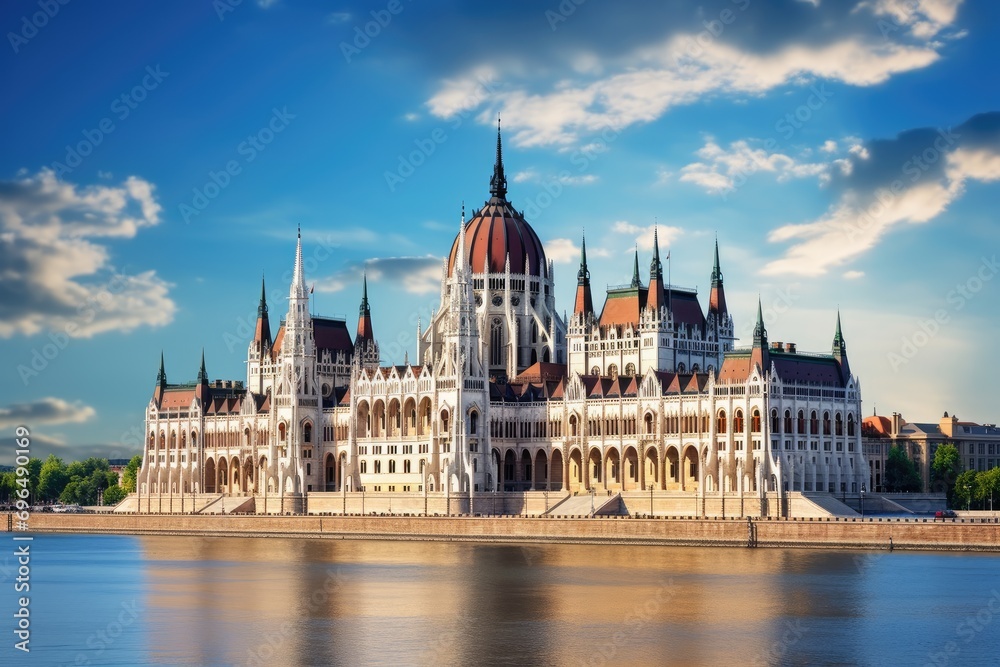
[489,115,507,200]
[753,298,767,347]
[197,348,208,384]
[832,309,850,381]
[356,272,374,344]
[650,227,663,279]
[711,236,723,287]
[258,274,268,317]
[631,246,641,288]
[292,225,305,294]
[574,231,594,316]
[708,236,728,316]
[156,351,166,386]
[833,309,844,348]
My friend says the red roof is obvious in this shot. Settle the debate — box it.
[447,198,547,277]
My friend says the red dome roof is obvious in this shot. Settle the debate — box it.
[446,121,547,278]
[447,199,547,278]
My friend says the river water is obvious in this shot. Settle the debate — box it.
[6,534,1000,666]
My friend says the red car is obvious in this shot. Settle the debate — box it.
[934,510,957,519]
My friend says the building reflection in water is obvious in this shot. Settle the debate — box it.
[138,537,879,666]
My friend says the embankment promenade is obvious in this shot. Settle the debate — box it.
[9,513,1000,551]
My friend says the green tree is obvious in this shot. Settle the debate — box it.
[954,470,979,510]
[37,454,69,501]
[975,467,1000,511]
[885,445,922,492]
[59,480,81,505]
[931,443,962,504]
[0,471,16,503]
[25,457,42,501]
[103,485,127,506]
[122,454,142,493]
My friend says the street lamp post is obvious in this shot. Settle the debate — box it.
[590,486,595,517]
[860,487,865,519]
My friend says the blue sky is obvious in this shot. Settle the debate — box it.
[1,0,998,464]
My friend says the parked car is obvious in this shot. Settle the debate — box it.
[934,510,957,519]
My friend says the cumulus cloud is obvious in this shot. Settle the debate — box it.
[316,256,444,296]
[763,112,1000,276]
[0,397,95,429]
[680,138,828,194]
[0,169,175,338]
[424,1,956,147]
[612,221,683,252]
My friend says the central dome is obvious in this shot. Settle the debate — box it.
[446,124,547,278]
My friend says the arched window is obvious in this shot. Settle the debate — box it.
[797,410,805,434]
[847,414,856,437]
[375,460,382,474]
[717,410,727,434]
[360,460,367,474]
[822,412,831,436]
[784,410,792,433]
[569,415,578,437]
[677,363,686,373]
[645,413,654,434]
[531,320,538,344]
[625,363,636,376]
[751,409,761,433]
[490,318,504,366]
[404,460,411,474]
[771,409,780,432]
[278,423,287,441]
[734,410,744,434]
[304,423,312,443]
[591,366,600,376]
[389,460,396,474]
[440,410,450,433]
[608,364,618,380]
[469,411,479,434]
[835,413,843,436]
[810,411,819,435]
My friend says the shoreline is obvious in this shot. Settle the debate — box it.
[10,513,1000,552]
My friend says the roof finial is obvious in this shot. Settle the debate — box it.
[711,234,723,287]
[753,296,767,346]
[360,271,370,316]
[577,230,590,284]
[156,351,166,385]
[489,115,507,200]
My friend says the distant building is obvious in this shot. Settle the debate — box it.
[863,412,1000,492]
[135,125,868,516]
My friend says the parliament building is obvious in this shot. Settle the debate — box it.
[131,127,869,517]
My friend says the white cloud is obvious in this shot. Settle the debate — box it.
[762,140,1000,277]
[0,397,95,429]
[513,169,540,183]
[679,138,829,194]
[0,169,175,338]
[843,270,865,279]
[860,0,963,40]
[429,29,945,147]
[317,256,444,296]
[544,238,581,264]
[611,221,683,252]
[820,140,838,153]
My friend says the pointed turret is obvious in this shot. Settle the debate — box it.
[195,348,210,403]
[153,351,167,404]
[647,228,667,314]
[489,116,507,201]
[708,237,727,316]
[832,310,851,381]
[574,232,594,316]
[630,247,641,288]
[356,273,374,344]
[253,274,272,357]
[291,225,307,299]
[750,297,769,372]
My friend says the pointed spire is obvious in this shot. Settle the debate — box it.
[574,231,594,316]
[631,246,641,288]
[711,235,723,287]
[650,227,663,280]
[577,232,590,284]
[359,272,370,317]
[832,309,850,381]
[156,351,166,386]
[489,115,507,200]
[258,274,268,317]
[753,297,767,347]
[197,348,208,384]
[834,309,844,346]
[708,236,728,316]
[292,225,305,292]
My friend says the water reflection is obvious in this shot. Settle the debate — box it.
[31,535,1000,667]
